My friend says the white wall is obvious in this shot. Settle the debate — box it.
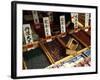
[0,0,99,80]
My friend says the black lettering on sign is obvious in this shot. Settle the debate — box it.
[27,35,31,43]
[25,27,30,36]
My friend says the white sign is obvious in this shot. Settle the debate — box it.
[60,16,66,33]
[71,13,78,29]
[85,13,90,27]
[43,17,51,38]
[23,24,33,51]
[32,11,40,29]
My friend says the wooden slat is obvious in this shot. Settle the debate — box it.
[71,33,88,47]
[47,47,90,68]
[39,42,55,64]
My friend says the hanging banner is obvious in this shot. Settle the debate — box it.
[60,16,66,33]
[23,24,33,51]
[71,13,78,32]
[43,17,52,42]
[32,11,40,29]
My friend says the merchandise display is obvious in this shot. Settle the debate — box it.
[22,11,91,69]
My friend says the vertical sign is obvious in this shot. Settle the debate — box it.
[60,16,66,33]
[43,17,52,42]
[71,13,78,32]
[85,13,90,31]
[32,11,40,29]
[23,24,33,51]
[85,13,89,27]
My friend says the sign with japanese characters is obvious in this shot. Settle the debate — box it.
[32,11,40,29]
[85,13,90,28]
[43,17,51,38]
[71,13,78,29]
[60,16,66,33]
[23,24,33,50]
